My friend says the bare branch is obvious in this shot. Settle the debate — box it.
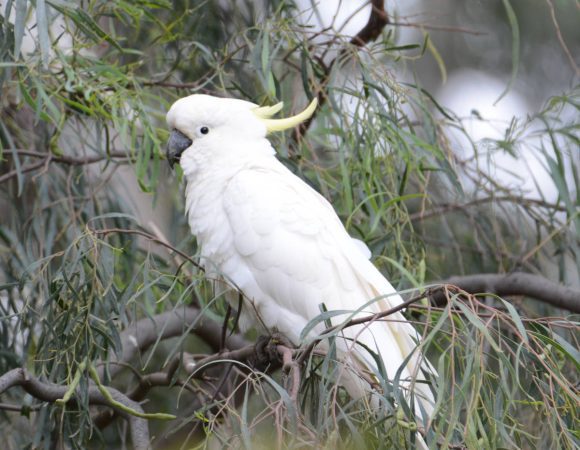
[101,306,248,380]
[0,368,150,450]
[545,0,580,76]
[0,150,138,184]
[432,273,580,313]
[350,0,389,47]
[7,149,136,165]
[186,344,258,378]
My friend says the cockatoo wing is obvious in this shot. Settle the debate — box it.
[221,163,423,366]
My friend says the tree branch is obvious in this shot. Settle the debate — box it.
[350,0,389,47]
[186,345,258,377]
[0,158,49,184]
[101,306,248,380]
[7,149,135,165]
[0,368,150,450]
[545,0,580,76]
[297,289,433,365]
[431,273,580,313]
[0,150,138,184]
[93,306,249,430]
[91,227,204,272]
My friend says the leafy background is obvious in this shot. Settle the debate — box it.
[0,0,578,449]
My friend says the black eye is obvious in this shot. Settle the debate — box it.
[200,126,209,135]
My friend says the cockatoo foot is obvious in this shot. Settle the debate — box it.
[252,332,294,371]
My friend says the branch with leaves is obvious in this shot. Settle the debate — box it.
[0,368,151,450]
[294,0,390,140]
[0,149,141,185]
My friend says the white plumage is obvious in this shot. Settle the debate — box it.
[166,94,434,423]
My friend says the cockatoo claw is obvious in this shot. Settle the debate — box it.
[252,332,294,371]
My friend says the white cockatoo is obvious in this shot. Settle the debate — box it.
[166,94,435,424]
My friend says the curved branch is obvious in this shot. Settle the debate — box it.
[350,0,389,47]
[0,368,150,450]
[93,307,248,430]
[431,273,580,313]
[101,307,248,380]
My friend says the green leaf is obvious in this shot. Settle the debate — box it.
[47,2,123,51]
[36,0,50,67]
[495,0,520,104]
[425,33,447,83]
[13,0,27,59]
[498,297,529,345]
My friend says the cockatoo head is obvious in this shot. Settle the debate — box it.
[165,94,317,173]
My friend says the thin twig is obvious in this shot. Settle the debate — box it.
[0,150,138,184]
[6,149,135,165]
[91,227,203,271]
[410,195,567,221]
[0,402,43,412]
[0,158,50,184]
[297,289,435,365]
[544,0,579,76]
[389,21,486,36]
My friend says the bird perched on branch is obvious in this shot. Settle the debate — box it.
[166,94,435,425]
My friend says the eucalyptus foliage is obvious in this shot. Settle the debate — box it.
[0,1,578,449]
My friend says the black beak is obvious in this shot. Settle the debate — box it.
[166,129,193,169]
